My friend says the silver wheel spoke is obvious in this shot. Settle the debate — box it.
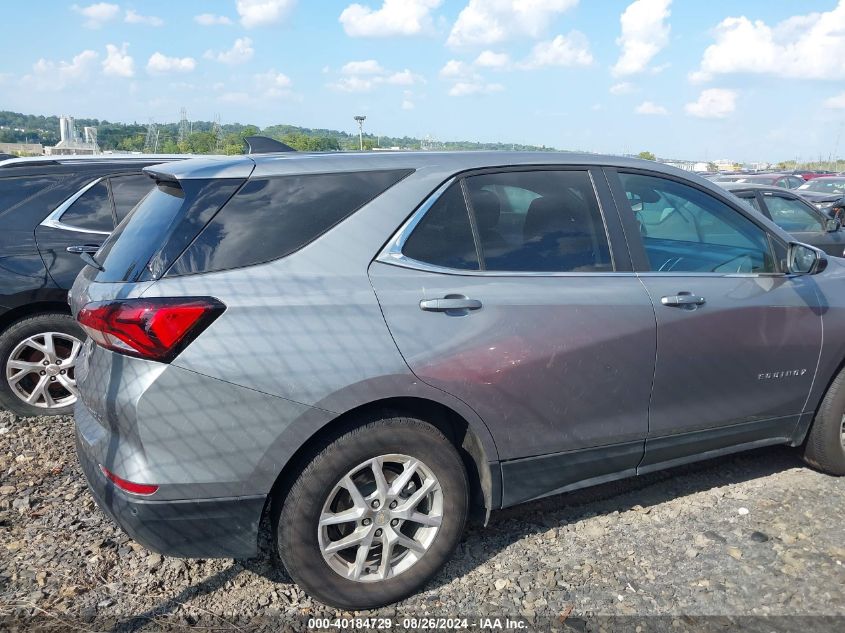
[319,507,363,527]
[406,511,442,527]
[64,338,82,367]
[393,530,426,554]
[371,457,389,498]
[388,458,419,496]
[57,374,78,397]
[25,376,50,405]
[351,530,376,581]
[341,475,367,510]
[7,359,42,371]
[396,476,438,511]
[28,333,57,363]
[323,526,370,555]
[377,531,396,580]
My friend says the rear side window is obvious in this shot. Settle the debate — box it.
[168,169,412,276]
[59,181,114,232]
[110,174,155,224]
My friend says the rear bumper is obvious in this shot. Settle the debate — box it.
[75,410,265,559]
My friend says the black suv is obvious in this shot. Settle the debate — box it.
[0,155,182,416]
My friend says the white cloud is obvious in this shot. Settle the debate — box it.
[824,92,845,109]
[439,59,474,78]
[125,9,164,26]
[25,50,99,90]
[329,60,423,92]
[521,32,593,68]
[219,91,251,104]
[205,38,255,65]
[255,69,293,98]
[684,88,736,119]
[610,81,634,94]
[236,0,296,28]
[102,43,134,77]
[341,59,385,75]
[72,2,120,29]
[475,50,510,68]
[146,53,197,75]
[692,2,845,81]
[195,13,233,25]
[449,81,504,96]
[612,0,671,76]
[339,0,442,37]
[447,0,579,48]
[635,100,668,115]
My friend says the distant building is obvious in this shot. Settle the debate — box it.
[713,159,738,172]
[44,115,99,155]
[0,142,44,156]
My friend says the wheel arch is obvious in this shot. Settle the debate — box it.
[266,396,500,527]
[0,300,72,335]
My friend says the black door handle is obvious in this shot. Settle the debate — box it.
[661,292,706,308]
[66,244,101,254]
[419,297,482,313]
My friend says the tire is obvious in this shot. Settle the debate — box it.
[0,313,85,417]
[276,416,468,610]
[801,366,845,475]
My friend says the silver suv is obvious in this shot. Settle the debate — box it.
[71,152,845,609]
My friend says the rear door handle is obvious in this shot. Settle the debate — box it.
[661,292,706,307]
[419,297,482,312]
[66,244,101,254]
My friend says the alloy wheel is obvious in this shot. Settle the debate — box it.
[318,454,443,583]
[5,332,82,410]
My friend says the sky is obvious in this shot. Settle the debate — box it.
[2,0,845,162]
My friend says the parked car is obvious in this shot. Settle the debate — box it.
[796,176,845,218]
[71,152,845,610]
[792,170,835,181]
[712,173,806,189]
[719,182,845,257]
[0,154,184,416]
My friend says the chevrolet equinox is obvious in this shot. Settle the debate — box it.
[71,152,845,609]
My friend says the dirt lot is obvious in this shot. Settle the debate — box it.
[1,409,844,631]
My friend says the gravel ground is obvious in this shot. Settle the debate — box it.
[1,409,844,632]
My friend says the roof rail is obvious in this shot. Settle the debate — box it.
[244,136,296,154]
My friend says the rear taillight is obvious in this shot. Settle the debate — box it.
[77,297,225,362]
[99,465,159,495]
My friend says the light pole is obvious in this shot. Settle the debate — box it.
[354,115,366,151]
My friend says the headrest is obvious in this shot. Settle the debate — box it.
[470,190,501,230]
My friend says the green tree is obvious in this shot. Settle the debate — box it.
[637,151,656,161]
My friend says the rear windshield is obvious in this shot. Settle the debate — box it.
[94,178,243,282]
[167,169,412,276]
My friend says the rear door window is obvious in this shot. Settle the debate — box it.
[110,174,155,224]
[764,195,824,232]
[169,169,412,276]
[464,170,612,272]
[58,181,113,232]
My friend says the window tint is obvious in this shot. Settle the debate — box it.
[736,193,761,212]
[170,169,412,276]
[619,173,776,274]
[59,181,113,232]
[110,174,155,223]
[402,183,478,270]
[464,170,611,272]
[764,195,824,232]
[0,176,63,217]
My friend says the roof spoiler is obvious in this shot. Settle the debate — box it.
[244,136,296,154]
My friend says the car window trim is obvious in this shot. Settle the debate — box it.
[38,177,112,236]
[606,167,789,275]
[377,165,624,276]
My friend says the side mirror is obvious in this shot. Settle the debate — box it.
[826,218,841,232]
[788,242,827,275]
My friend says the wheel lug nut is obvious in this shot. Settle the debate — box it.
[374,528,382,537]
[391,519,399,527]
[40,370,46,376]
[43,360,49,366]
[389,501,397,509]
[60,370,66,375]
[371,500,380,509]
[56,359,61,365]
[50,376,56,382]
[362,518,372,526]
